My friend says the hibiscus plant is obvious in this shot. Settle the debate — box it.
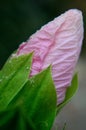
[0,9,83,130]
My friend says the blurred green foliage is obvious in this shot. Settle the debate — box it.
[0,0,86,68]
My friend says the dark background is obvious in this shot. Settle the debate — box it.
[0,0,86,130]
[0,0,86,68]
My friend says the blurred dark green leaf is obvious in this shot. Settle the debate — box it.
[0,108,36,130]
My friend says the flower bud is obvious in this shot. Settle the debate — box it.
[17,9,83,104]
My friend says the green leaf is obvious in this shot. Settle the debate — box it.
[0,109,15,127]
[0,108,36,130]
[16,109,36,130]
[9,66,57,130]
[57,74,78,114]
[0,53,32,111]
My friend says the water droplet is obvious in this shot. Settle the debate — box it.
[12,53,16,57]
[26,67,29,70]
[39,121,49,128]
[2,76,5,79]
[29,78,35,87]
[31,79,34,84]
[0,79,2,82]
[5,76,8,79]
[8,60,12,64]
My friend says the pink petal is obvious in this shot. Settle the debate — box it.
[17,9,83,104]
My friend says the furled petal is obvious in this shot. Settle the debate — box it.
[17,9,83,104]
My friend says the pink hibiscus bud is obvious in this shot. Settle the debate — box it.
[16,9,83,104]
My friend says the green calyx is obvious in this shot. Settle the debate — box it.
[0,53,78,130]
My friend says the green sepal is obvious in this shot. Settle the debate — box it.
[57,74,78,114]
[9,66,57,130]
[0,108,36,130]
[0,53,33,110]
